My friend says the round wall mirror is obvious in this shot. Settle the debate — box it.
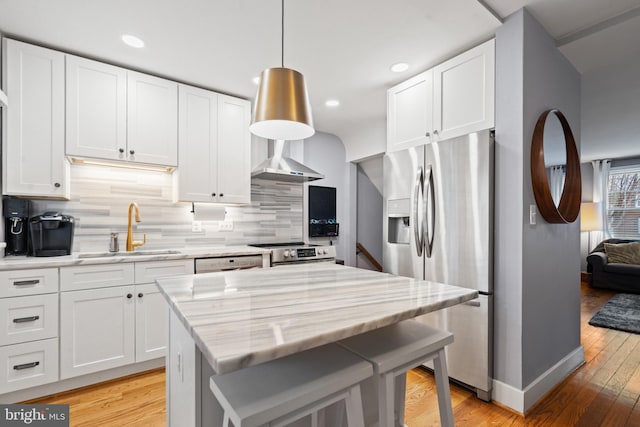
[530,109,581,224]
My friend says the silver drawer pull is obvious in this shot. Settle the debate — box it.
[462,301,481,307]
[13,279,40,286]
[13,361,40,370]
[13,315,40,323]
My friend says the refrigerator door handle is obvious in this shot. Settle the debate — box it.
[424,165,435,258]
[413,167,424,257]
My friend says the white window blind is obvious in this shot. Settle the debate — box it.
[607,164,640,239]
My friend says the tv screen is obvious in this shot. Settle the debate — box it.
[309,186,336,223]
[309,186,338,237]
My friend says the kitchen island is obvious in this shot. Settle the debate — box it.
[157,263,477,427]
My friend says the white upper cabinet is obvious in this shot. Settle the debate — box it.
[387,69,434,152]
[433,39,495,142]
[66,55,127,160]
[175,84,251,204]
[127,71,178,166]
[216,94,251,204]
[65,56,178,167]
[2,39,69,199]
[387,39,494,152]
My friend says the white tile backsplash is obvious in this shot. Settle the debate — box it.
[31,165,302,252]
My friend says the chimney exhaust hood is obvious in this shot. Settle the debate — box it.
[251,139,324,182]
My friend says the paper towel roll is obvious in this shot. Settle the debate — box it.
[192,204,226,221]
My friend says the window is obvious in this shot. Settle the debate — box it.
[607,165,640,239]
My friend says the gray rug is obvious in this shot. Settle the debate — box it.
[589,293,640,334]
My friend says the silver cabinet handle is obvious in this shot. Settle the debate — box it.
[425,131,430,137]
[434,130,439,135]
[412,167,424,257]
[14,361,40,370]
[424,165,435,258]
[13,315,40,323]
[13,279,40,286]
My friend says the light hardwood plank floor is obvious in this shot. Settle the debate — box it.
[25,281,640,426]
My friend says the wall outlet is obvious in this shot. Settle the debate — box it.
[218,221,233,231]
[529,205,537,225]
[192,221,202,232]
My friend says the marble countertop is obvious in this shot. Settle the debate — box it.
[156,263,478,374]
[0,245,271,270]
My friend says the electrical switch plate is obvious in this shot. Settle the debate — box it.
[529,205,536,225]
[191,221,202,232]
[218,221,233,231]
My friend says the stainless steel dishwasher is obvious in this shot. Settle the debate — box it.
[194,254,263,273]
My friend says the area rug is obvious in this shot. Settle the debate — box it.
[588,293,640,334]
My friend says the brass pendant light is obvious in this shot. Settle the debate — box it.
[250,0,314,140]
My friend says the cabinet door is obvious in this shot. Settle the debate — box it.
[433,39,495,142]
[135,283,167,362]
[0,293,58,346]
[2,39,69,199]
[0,338,59,394]
[176,84,218,202]
[66,55,127,160]
[60,286,135,379]
[387,69,433,152]
[127,71,178,166]
[216,95,251,204]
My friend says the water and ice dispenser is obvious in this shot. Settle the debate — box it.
[387,198,410,244]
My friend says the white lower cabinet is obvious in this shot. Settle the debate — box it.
[60,285,136,379]
[59,260,193,379]
[0,338,59,394]
[0,268,60,394]
[135,283,167,362]
[0,293,58,346]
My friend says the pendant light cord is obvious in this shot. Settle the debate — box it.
[281,0,284,67]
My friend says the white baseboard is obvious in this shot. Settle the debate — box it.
[492,346,584,413]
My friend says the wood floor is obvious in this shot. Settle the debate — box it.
[25,281,640,426]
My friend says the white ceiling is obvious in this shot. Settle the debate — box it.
[0,0,638,155]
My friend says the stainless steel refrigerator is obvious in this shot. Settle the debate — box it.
[383,129,493,401]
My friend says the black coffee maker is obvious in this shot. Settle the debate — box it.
[3,197,31,255]
[29,212,75,257]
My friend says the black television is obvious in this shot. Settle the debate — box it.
[308,185,339,237]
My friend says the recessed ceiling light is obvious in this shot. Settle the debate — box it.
[325,100,340,107]
[252,76,261,85]
[121,34,145,48]
[391,62,409,73]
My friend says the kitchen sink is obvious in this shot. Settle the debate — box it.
[77,249,182,258]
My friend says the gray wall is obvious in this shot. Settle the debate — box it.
[301,131,355,265]
[495,8,582,394]
[356,162,383,270]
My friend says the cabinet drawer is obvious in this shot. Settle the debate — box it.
[0,268,58,298]
[134,260,194,284]
[60,263,135,291]
[0,338,59,394]
[0,294,58,346]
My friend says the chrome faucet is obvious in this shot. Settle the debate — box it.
[126,202,146,252]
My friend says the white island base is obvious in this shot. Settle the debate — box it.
[160,264,477,427]
[167,309,383,427]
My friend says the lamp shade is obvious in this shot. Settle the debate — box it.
[580,202,603,232]
[250,67,314,140]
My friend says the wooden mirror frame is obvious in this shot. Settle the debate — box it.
[530,109,582,224]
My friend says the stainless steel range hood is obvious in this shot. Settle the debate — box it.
[251,139,324,182]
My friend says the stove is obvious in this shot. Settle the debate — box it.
[249,242,336,265]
